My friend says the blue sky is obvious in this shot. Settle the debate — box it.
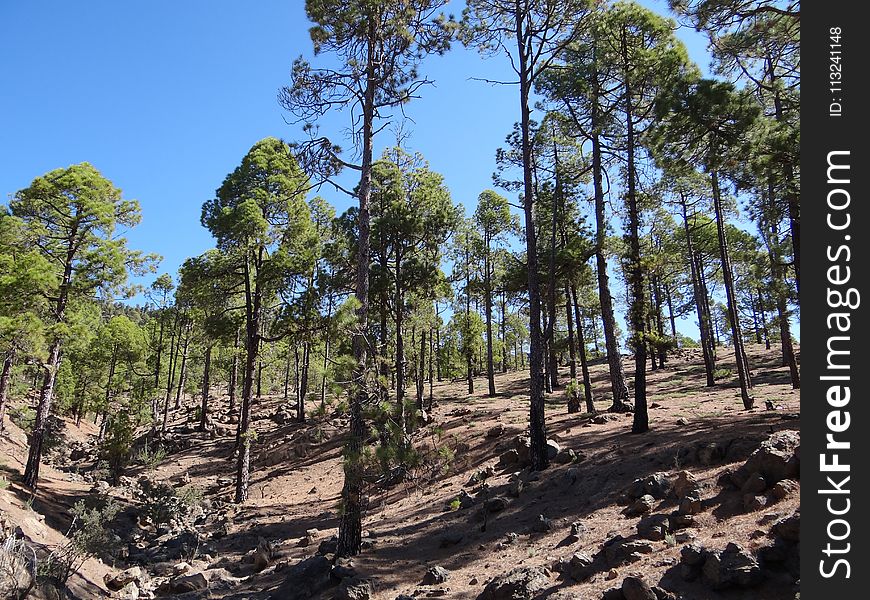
[0,0,714,337]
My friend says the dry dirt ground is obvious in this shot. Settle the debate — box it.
[1,343,800,599]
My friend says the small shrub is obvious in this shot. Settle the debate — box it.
[713,368,733,379]
[0,535,36,598]
[39,499,121,585]
[139,480,204,526]
[135,444,168,471]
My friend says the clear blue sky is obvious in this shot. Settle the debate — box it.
[0,0,712,336]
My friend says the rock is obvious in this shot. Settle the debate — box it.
[469,465,496,485]
[422,566,450,585]
[331,557,357,580]
[554,449,576,464]
[621,576,657,600]
[743,494,768,512]
[116,581,139,599]
[652,587,676,600]
[438,531,464,548]
[680,544,707,566]
[625,473,672,500]
[696,442,726,466]
[741,472,767,494]
[674,531,696,543]
[105,567,147,591]
[532,514,553,533]
[513,436,532,464]
[570,521,588,537]
[499,450,520,467]
[318,536,339,555]
[602,587,626,600]
[742,430,800,484]
[485,496,509,513]
[592,414,620,425]
[678,493,702,516]
[170,572,208,593]
[509,478,524,498]
[771,479,799,500]
[270,555,334,600]
[603,535,654,567]
[637,514,670,541]
[772,512,800,543]
[623,494,655,517]
[487,424,506,438]
[546,439,561,460]
[337,577,373,600]
[566,552,594,582]
[702,543,764,590]
[675,417,690,426]
[478,566,549,600]
[672,471,700,499]
[253,536,273,572]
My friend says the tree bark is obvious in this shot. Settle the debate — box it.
[711,170,753,408]
[199,345,212,431]
[0,349,15,433]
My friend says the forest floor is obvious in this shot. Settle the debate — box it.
[0,343,800,600]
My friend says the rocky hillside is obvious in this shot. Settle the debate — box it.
[0,344,799,599]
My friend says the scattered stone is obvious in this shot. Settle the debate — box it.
[270,555,334,600]
[318,536,339,555]
[253,536,274,572]
[624,494,655,517]
[651,586,676,600]
[487,424,506,438]
[532,514,553,533]
[637,514,670,541]
[105,567,147,592]
[624,473,672,501]
[422,566,450,585]
[696,442,726,466]
[672,471,700,499]
[485,496,509,513]
[702,543,764,590]
[478,566,549,600]
[741,472,767,494]
[169,572,208,593]
[771,512,800,543]
[742,430,800,484]
[570,521,588,537]
[566,552,594,582]
[331,557,357,580]
[469,465,496,485]
[438,531,464,548]
[603,535,654,567]
[592,414,620,425]
[554,449,576,465]
[674,531,696,544]
[671,514,695,530]
[513,436,532,464]
[499,450,519,467]
[606,569,618,580]
[337,577,373,600]
[546,439,561,460]
[678,493,702,516]
[602,587,626,600]
[771,479,799,501]
[675,417,689,426]
[743,494,768,512]
[621,576,657,600]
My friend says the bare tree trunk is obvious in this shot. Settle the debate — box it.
[681,198,716,387]
[199,345,212,431]
[0,349,15,433]
[571,285,595,413]
[228,327,239,413]
[711,171,753,408]
[484,242,497,396]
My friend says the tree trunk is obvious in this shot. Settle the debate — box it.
[592,130,629,410]
[711,170,753,408]
[484,241,497,396]
[757,287,771,350]
[514,10,548,471]
[161,312,179,433]
[23,339,63,489]
[571,285,595,413]
[199,345,212,431]
[565,285,579,413]
[0,349,16,433]
[620,43,648,433]
[681,199,716,387]
[337,46,376,557]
